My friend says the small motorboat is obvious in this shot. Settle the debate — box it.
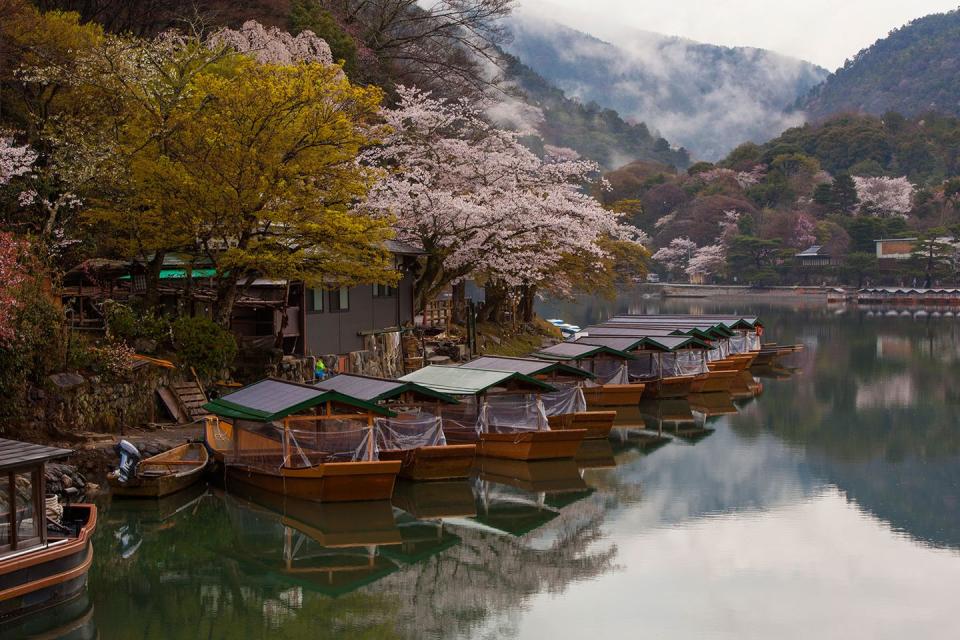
[108,442,209,498]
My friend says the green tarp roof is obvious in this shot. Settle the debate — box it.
[400,366,556,396]
[314,373,459,404]
[461,356,594,379]
[203,378,394,421]
[533,342,636,362]
[119,268,217,280]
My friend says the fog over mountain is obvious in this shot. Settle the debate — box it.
[503,14,829,161]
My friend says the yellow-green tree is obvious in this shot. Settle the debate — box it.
[69,34,394,324]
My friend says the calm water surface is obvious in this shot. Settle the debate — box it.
[74,294,960,639]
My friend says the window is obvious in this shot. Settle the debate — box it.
[330,287,350,312]
[310,288,324,312]
[0,474,8,551]
[373,283,397,298]
[15,472,40,545]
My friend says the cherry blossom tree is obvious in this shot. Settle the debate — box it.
[685,243,726,282]
[853,176,914,218]
[363,86,637,313]
[791,213,817,249]
[652,237,697,280]
[208,21,334,65]
[0,137,36,185]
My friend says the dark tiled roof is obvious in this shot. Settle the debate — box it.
[0,438,72,471]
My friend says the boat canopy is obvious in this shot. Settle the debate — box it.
[400,365,555,396]
[584,325,715,341]
[577,335,711,352]
[533,342,636,362]
[315,373,458,405]
[203,378,394,422]
[0,438,72,471]
[460,356,594,380]
[607,314,762,330]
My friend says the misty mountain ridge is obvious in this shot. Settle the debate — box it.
[798,8,960,122]
[502,14,829,161]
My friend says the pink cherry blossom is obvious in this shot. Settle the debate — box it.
[853,176,914,218]
[208,21,334,65]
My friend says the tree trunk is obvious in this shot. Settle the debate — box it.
[519,283,536,323]
[275,281,292,350]
[480,282,508,324]
[451,281,466,326]
[214,276,239,328]
[143,250,165,311]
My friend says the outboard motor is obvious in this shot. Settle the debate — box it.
[114,440,142,484]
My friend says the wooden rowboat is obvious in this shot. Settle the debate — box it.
[378,444,476,481]
[582,383,646,407]
[547,411,616,439]
[108,442,208,498]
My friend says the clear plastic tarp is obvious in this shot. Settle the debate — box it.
[540,385,588,416]
[589,360,630,385]
[480,394,549,433]
[224,417,376,469]
[440,396,484,435]
[374,411,446,451]
[662,350,707,376]
[729,335,749,353]
[749,332,761,350]
[707,340,730,360]
[628,353,660,380]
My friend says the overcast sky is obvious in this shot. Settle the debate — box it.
[518,1,960,70]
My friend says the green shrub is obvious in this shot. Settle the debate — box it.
[103,300,170,348]
[171,316,237,382]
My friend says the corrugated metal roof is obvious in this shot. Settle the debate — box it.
[576,336,648,352]
[0,438,72,471]
[796,245,824,257]
[384,239,425,256]
[533,342,635,361]
[314,373,458,404]
[203,378,393,421]
[576,335,710,352]
[400,366,555,396]
[462,356,593,379]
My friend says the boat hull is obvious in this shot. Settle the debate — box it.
[108,442,209,498]
[642,376,694,399]
[547,411,616,440]
[0,504,97,623]
[690,369,738,393]
[582,383,646,407]
[445,428,588,461]
[224,460,401,502]
[378,445,476,481]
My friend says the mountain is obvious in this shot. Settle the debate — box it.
[503,15,828,162]
[491,51,690,170]
[799,9,960,122]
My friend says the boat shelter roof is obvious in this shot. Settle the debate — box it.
[0,438,72,471]
[204,378,394,421]
[607,314,761,329]
[533,342,636,362]
[314,373,458,405]
[461,356,594,379]
[400,366,556,396]
[585,325,715,340]
[577,335,711,352]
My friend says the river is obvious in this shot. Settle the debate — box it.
[42,293,960,639]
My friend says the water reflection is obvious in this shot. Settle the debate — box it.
[77,295,960,638]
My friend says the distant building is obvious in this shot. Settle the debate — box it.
[874,238,917,261]
[795,245,836,268]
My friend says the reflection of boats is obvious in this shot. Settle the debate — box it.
[223,488,405,597]
[381,513,462,564]
[575,439,617,469]
[688,392,738,416]
[0,438,97,623]
[728,370,760,400]
[104,482,209,525]
[473,457,589,493]
[391,480,477,519]
[470,483,560,537]
[638,399,715,442]
[0,588,96,640]
[108,442,208,498]
[203,379,402,502]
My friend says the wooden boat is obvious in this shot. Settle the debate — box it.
[547,410,616,439]
[205,418,401,502]
[378,444,476,481]
[582,382,646,407]
[707,357,749,372]
[641,375,695,399]
[444,427,588,461]
[314,373,478,482]
[108,442,208,498]
[0,438,97,623]
[690,368,738,393]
